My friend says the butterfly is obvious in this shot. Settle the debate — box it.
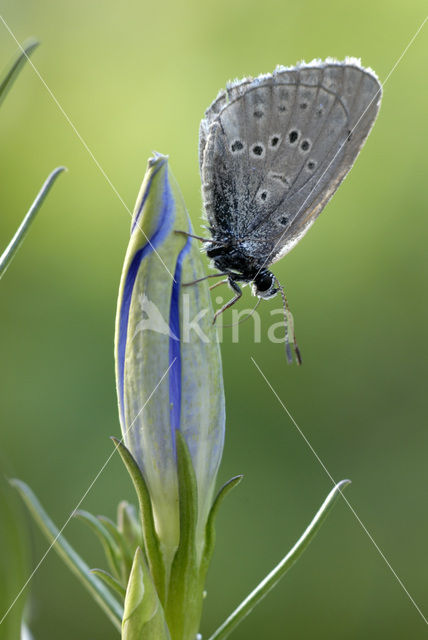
[181,58,382,363]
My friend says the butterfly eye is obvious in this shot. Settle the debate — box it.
[260,191,268,201]
[254,271,274,293]
[270,135,280,148]
[307,160,316,170]
[301,140,310,152]
[288,130,299,144]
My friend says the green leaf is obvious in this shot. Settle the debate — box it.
[207,480,351,640]
[91,568,126,600]
[122,547,170,640]
[10,479,123,631]
[118,501,142,550]
[74,510,122,581]
[111,437,165,601]
[97,515,134,582]
[0,474,28,638]
[165,431,201,640]
[200,475,243,579]
[0,167,66,279]
[0,38,38,108]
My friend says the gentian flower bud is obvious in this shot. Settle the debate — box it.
[115,152,225,577]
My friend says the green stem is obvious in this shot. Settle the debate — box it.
[0,166,65,279]
[207,479,351,640]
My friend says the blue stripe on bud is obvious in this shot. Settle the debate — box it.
[169,228,192,443]
[117,168,175,427]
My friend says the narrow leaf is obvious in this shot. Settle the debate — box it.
[111,437,165,601]
[0,167,66,279]
[166,431,201,640]
[0,39,38,107]
[98,515,134,581]
[207,480,351,640]
[74,510,122,580]
[10,479,123,631]
[118,501,142,550]
[201,475,243,578]
[91,568,126,599]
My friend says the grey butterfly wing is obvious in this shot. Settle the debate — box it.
[199,60,382,264]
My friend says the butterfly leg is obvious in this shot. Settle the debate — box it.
[174,230,212,243]
[213,278,242,324]
[182,272,228,287]
[209,278,228,291]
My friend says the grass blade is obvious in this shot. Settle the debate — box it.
[207,480,351,640]
[0,167,66,279]
[10,479,123,631]
[0,38,38,108]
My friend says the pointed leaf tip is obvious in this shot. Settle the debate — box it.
[0,166,66,278]
[201,475,243,578]
[74,509,122,579]
[122,547,170,640]
[0,38,39,107]
[91,568,126,599]
[110,437,166,602]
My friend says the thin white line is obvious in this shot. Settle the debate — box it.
[0,14,175,281]
[255,15,428,279]
[0,358,176,627]
[251,356,428,626]
[381,15,427,86]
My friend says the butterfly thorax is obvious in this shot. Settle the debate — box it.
[206,236,260,279]
[206,238,278,299]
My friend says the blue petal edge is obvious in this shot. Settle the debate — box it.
[130,160,164,233]
[118,165,175,429]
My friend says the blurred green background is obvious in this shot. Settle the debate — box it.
[1,0,427,638]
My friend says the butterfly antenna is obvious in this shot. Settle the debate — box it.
[223,297,262,328]
[274,277,302,365]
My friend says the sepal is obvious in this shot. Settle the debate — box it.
[200,475,243,579]
[166,431,200,640]
[122,547,171,640]
[112,436,166,601]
